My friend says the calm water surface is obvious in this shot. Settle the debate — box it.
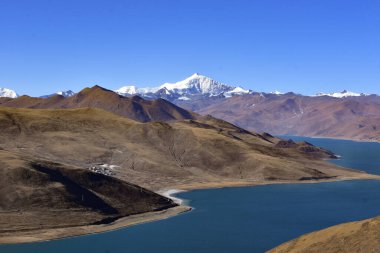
[2,137,380,253]
[285,136,380,175]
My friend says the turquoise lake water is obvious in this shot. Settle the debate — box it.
[1,137,380,253]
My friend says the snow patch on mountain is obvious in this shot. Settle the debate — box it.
[115,86,138,95]
[271,90,283,95]
[0,87,18,98]
[56,90,75,97]
[178,96,191,101]
[224,87,251,97]
[115,85,160,96]
[316,90,367,98]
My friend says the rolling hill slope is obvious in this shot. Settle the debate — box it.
[0,106,373,191]
[0,85,197,122]
[269,216,380,253]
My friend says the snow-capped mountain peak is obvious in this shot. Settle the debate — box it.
[316,90,367,98]
[159,73,238,96]
[0,87,19,98]
[114,73,252,100]
[40,90,75,98]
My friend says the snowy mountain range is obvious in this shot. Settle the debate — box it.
[114,74,373,101]
[0,88,76,98]
[115,73,251,101]
[0,75,375,101]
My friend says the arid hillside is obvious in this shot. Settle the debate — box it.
[195,93,380,141]
[269,216,380,253]
[0,106,374,191]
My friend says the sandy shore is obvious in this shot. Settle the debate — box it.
[0,205,190,244]
[2,173,380,245]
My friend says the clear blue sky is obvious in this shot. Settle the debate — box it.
[0,0,379,96]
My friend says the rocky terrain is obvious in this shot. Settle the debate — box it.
[269,216,380,253]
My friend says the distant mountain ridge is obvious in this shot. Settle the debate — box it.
[315,90,368,98]
[1,74,376,100]
[197,92,380,142]
[1,75,379,141]
[0,85,198,123]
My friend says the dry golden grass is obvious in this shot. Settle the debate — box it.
[0,106,373,192]
[269,216,380,253]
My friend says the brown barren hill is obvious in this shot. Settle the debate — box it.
[269,216,380,253]
[0,85,197,122]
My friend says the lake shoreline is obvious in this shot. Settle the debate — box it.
[281,134,380,144]
[2,172,380,245]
